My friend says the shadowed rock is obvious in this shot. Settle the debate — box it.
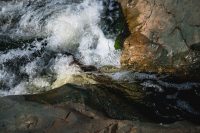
[1,83,200,133]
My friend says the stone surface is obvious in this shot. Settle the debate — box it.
[1,70,200,132]
[118,0,200,72]
[23,72,200,123]
[1,89,200,133]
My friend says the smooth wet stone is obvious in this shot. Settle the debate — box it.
[1,70,200,131]
[0,95,200,133]
[20,69,200,123]
[51,73,97,89]
[25,83,147,121]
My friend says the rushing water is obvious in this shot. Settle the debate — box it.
[0,0,122,95]
[0,0,200,124]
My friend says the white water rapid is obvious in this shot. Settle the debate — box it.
[0,0,121,96]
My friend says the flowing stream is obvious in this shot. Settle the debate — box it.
[0,0,122,95]
[0,0,200,124]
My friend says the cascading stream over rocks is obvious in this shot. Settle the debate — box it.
[0,0,123,95]
[0,0,200,127]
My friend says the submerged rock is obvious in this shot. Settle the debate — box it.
[118,0,200,73]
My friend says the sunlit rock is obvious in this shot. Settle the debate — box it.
[51,73,97,89]
[118,0,200,73]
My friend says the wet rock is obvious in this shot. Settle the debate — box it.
[1,91,200,133]
[51,73,97,89]
[21,69,199,123]
[1,69,200,130]
[190,42,200,51]
[98,65,121,73]
[80,65,97,72]
[118,0,200,73]
[26,82,147,121]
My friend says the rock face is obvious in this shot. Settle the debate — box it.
[118,0,200,72]
[1,71,200,132]
[1,85,200,133]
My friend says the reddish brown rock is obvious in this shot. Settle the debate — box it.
[118,0,200,73]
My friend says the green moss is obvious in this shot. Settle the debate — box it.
[99,1,130,50]
[114,34,123,50]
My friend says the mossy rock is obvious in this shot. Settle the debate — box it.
[114,34,123,50]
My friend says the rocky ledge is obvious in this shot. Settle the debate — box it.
[1,85,200,133]
[1,71,200,133]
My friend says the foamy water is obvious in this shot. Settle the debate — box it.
[0,0,121,96]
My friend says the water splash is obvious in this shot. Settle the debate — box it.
[0,0,121,96]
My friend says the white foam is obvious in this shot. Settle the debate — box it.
[0,70,16,90]
[0,48,33,63]
[46,0,121,67]
[53,55,81,81]
[31,78,50,88]
[7,82,28,96]
[0,0,121,96]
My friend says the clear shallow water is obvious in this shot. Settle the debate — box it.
[0,0,121,95]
